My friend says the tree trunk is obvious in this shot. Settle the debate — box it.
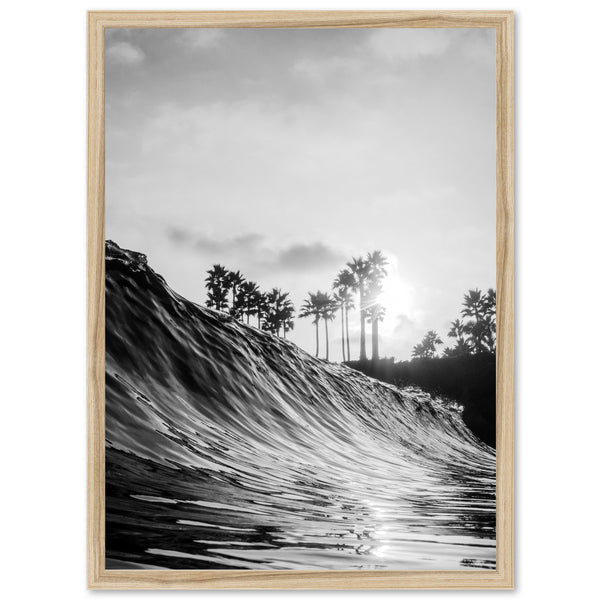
[340,304,346,362]
[359,287,367,361]
[372,316,379,361]
[325,318,329,361]
[345,303,350,361]
[315,319,319,357]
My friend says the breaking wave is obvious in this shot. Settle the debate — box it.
[105,240,496,570]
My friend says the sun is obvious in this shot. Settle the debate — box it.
[375,255,414,336]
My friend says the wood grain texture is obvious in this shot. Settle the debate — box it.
[87,10,106,591]
[495,11,515,590]
[87,10,514,590]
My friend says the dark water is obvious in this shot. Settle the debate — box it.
[105,240,496,571]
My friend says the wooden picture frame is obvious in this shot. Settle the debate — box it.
[88,10,513,590]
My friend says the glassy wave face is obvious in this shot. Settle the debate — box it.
[105,240,496,571]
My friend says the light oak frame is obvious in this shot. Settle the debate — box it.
[88,10,513,590]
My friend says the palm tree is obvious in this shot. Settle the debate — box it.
[333,292,346,361]
[460,288,496,354]
[261,288,293,337]
[256,291,270,329]
[237,280,260,324]
[316,291,336,361]
[412,330,443,359]
[368,250,388,277]
[343,292,354,362]
[300,292,321,357]
[444,288,496,356]
[366,251,388,361]
[260,291,278,335]
[333,269,355,362]
[247,282,262,325]
[412,342,425,359]
[226,270,245,320]
[461,289,486,353]
[346,257,371,361]
[280,297,295,339]
[448,318,466,341]
[443,338,472,357]
[367,301,386,360]
[445,318,472,356]
[204,264,230,312]
[482,288,497,352]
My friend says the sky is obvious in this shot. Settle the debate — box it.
[105,27,496,362]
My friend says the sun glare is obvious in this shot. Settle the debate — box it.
[376,255,414,336]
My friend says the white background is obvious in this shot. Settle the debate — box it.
[1,0,598,597]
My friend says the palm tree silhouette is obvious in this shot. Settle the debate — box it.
[203,265,296,336]
[205,264,230,312]
[333,292,346,361]
[461,288,497,354]
[443,338,472,357]
[346,257,371,361]
[441,288,497,356]
[280,297,295,339]
[261,288,293,337]
[448,318,467,341]
[333,269,355,362]
[237,280,260,324]
[444,318,472,356]
[317,291,337,361]
[256,291,269,329]
[412,330,443,359]
[482,288,497,352]
[246,285,262,327]
[226,270,245,320]
[367,302,386,360]
[343,292,355,361]
[366,251,388,361]
[299,292,321,357]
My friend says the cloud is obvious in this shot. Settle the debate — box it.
[393,314,417,337]
[180,29,224,49]
[170,230,343,273]
[293,56,362,80]
[167,227,190,243]
[196,232,264,253]
[459,29,496,67]
[168,228,264,254]
[368,28,496,68]
[276,243,344,271]
[106,41,145,65]
[368,29,454,61]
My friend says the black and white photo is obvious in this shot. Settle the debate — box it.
[104,25,498,572]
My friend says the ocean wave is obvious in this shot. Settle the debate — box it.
[105,240,496,570]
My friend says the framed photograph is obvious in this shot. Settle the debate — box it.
[88,10,513,589]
